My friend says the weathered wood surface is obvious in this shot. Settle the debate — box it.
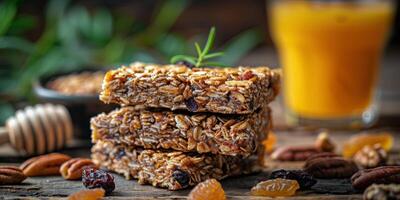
[0,130,399,200]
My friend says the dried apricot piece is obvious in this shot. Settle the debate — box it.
[263,131,277,153]
[343,133,393,158]
[188,179,226,200]
[251,178,300,197]
[68,188,105,200]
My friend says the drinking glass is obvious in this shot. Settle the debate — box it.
[269,0,395,129]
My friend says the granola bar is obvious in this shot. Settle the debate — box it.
[100,62,280,114]
[91,106,271,156]
[91,140,263,190]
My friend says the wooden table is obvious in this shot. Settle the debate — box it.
[1,130,399,200]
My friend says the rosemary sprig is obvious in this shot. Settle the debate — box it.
[170,27,225,67]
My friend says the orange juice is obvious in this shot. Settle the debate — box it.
[270,1,394,122]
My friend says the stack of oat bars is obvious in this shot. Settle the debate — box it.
[90,62,280,190]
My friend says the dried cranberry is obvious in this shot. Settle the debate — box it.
[269,169,317,190]
[175,60,195,69]
[82,167,115,194]
[172,169,190,188]
[240,70,254,80]
[184,97,198,112]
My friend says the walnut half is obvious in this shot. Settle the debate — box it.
[353,144,388,169]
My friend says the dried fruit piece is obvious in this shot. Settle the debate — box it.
[271,146,321,161]
[315,131,335,152]
[304,153,358,179]
[240,70,255,80]
[353,144,387,169]
[251,178,300,197]
[364,184,400,200]
[269,169,317,190]
[263,131,277,154]
[342,133,393,158]
[60,158,98,180]
[172,169,190,188]
[175,60,195,69]
[68,188,105,200]
[82,167,115,194]
[0,166,27,185]
[20,153,71,177]
[185,97,198,112]
[188,179,226,200]
[351,166,400,190]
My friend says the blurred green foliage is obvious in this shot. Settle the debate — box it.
[0,0,263,124]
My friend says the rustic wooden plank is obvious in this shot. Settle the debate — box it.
[1,130,398,199]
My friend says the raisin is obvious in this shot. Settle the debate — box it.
[251,178,300,197]
[175,60,195,69]
[68,188,105,200]
[172,169,190,188]
[185,97,198,112]
[188,179,226,200]
[269,169,317,190]
[82,167,115,194]
[263,131,277,154]
[115,149,126,160]
[342,133,393,158]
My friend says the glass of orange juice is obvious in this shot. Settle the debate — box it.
[269,0,395,129]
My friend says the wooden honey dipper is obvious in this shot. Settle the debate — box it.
[0,104,73,156]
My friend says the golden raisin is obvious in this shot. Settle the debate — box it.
[188,179,226,200]
[251,178,300,197]
[68,188,105,200]
[263,131,277,154]
[343,133,393,158]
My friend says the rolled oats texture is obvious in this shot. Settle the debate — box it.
[91,106,271,156]
[91,140,263,190]
[100,62,280,114]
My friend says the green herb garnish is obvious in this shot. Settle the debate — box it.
[170,27,225,67]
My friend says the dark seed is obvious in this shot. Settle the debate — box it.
[175,61,195,69]
[270,169,317,190]
[184,97,198,112]
[82,167,115,194]
[172,169,190,188]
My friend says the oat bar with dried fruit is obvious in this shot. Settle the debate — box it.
[91,106,271,156]
[100,62,280,114]
[91,140,263,190]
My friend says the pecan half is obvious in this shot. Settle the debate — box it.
[353,144,387,169]
[0,166,27,185]
[351,166,400,190]
[271,146,321,161]
[60,158,98,180]
[20,153,71,177]
[304,153,358,178]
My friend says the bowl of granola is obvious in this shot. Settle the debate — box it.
[33,69,116,139]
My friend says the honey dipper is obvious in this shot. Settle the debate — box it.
[0,104,73,156]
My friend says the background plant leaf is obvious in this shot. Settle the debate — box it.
[0,0,18,36]
[216,28,262,65]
